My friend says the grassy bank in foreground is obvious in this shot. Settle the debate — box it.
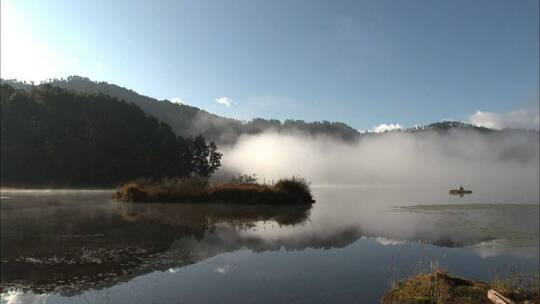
[381,269,539,304]
[112,176,314,205]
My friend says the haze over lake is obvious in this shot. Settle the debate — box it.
[1,184,538,303]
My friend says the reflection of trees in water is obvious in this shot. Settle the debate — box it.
[3,197,532,296]
[118,202,313,228]
[2,200,334,296]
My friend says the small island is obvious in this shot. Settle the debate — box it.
[112,175,315,205]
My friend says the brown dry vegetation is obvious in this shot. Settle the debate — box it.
[381,269,539,304]
[490,271,540,304]
[112,176,314,205]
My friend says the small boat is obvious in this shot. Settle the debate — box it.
[449,187,472,196]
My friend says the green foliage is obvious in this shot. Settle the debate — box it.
[0,84,221,186]
[176,135,222,178]
[189,135,222,177]
[407,121,493,133]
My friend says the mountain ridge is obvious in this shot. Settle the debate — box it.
[1,76,362,144]
[2,76,536,145]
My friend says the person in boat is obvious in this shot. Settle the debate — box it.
[449,187,472,196]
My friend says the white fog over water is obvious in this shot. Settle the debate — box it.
[221,130,539,199]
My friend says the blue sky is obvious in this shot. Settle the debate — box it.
[1,0,538,130]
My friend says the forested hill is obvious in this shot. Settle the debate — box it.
[2,77,536,146]
[1,77,359,144]
[0,84,221,187]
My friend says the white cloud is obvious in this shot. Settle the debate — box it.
[170,97,185,105]
[468,107,539,130]
[215,263,235,274]
[371,236,405,246]
[357,123,403,134]
[215,96,234,107]
[372,123,403,133]
[0,290,48,304]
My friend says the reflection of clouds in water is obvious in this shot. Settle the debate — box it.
[471,239,539,259]
[215,265,231,274]
[370,236,406,246]
[473,238,511,248]
[203,256,240,275]
[472,246,539,259]
[1,189,537,298]
[237,200,538,258]
[0,291,48,304]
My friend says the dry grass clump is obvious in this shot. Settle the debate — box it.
[112,176,314,205]
[381,266,539,304]
[491,271,539,304]
[381,269,491,304]
[111,177,208,202]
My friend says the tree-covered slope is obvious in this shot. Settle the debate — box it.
[1,77,536,147]
[0,84,220,187]
[1,76,360,144]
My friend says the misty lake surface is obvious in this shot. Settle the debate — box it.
[1,185,538,304]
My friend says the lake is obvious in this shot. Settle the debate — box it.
[1,185,538,304]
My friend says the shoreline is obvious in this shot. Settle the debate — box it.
[381,269,539,304]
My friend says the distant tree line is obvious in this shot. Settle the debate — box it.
[0,84,221,187]
[3,77,538,147]
[1,77,361,144]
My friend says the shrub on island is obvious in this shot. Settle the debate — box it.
[112,175,314,205]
